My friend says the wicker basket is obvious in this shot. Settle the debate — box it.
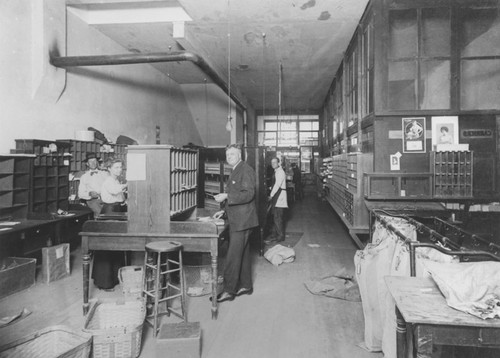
[118,266,143,298]
[0,325,91,358]
[83,300,145,358]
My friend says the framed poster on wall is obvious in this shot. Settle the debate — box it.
[402,117,426,153]
[432,116,459,150]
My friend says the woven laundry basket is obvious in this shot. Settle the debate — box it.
[0,325,91,358]
[83,299,146,358]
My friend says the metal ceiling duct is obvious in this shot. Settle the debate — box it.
[50,51,246,110]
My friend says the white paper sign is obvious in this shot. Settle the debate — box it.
[56,247,64,259]
[390,154,400,171]
[126,153,146,181]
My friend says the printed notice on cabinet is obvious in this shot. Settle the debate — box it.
[126,153,146,181]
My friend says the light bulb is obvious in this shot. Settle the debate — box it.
[225,116,233,132]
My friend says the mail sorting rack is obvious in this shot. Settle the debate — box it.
[127,145,198,233]
[170,148,198,217]
[431,151,473,198]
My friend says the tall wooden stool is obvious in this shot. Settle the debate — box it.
[143,241,186,337]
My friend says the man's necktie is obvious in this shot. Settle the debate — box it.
[90,171,98,176]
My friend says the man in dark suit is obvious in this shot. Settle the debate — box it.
[213,144,259,302]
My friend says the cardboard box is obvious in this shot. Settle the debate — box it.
[0,257,36,299]
[42,243,70,283]
[156,322,201,358]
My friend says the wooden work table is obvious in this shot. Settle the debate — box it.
[0,210,92,258]
[80,216,227,319]
[385,276,500,357]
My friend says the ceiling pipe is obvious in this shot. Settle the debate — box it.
[50,51,247,110]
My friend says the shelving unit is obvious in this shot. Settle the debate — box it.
[432,151,473,198]
[56,140,128,204]
[56,139,101,171]
[170,148,198,216]
[0,155,33,219]
[323,152,372,247]
[204,162,221,209]
[103,143,127,164]
[364,173,433,199]
[13,139,71,214]
[127,145,198,233]
[203,162,231,209]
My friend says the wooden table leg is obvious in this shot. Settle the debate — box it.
[82,236,90,315]
[82,252,91,315]
[211,252,218,319]
[396,306,407,358]
[415,326,433,358]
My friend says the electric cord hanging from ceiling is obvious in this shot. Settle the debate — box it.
[278,61,282,118]
[204,78,210,139]
[262,33,266,145]
[225,0,233,132]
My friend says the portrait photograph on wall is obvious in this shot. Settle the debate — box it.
[402,117,426,153]
[432,116,459,150]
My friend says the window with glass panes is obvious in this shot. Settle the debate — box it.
[361,21,374,117]
[345,49,358,126]
[387,8,451,110]
[459,7,500,110]
[258,115,319,147]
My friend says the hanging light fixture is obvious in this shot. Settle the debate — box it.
[225,0,233,132]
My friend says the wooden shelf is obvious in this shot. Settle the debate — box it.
[364,173,434,200]
[201,158,231,209]
[0,155,33,219]
[13,139,71,214]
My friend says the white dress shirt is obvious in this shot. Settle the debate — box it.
[78,170,109,200]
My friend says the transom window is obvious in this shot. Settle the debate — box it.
[258,115,319,147]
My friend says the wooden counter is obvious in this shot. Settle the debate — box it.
[80,218,227,319]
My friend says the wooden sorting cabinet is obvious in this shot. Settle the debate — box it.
[127,145,198,233]
[324,153,347,222]
[323,152,372,247]
[170,148,198,216]
[100,143,128,165]
[0,155,33,219]
[56,139,101,171]
[203,162,231,209]
[431,151,473,198]
[204,162,222,209]
[31,160,70,213]
[14,140,71,214]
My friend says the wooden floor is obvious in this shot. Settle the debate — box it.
[0,186,381,358]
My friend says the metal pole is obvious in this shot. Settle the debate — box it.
[50,51,247,111]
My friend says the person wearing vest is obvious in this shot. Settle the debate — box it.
[78,154,108,217]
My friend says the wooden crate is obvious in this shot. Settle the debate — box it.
[156,322,201,358]
[0,257,36,299]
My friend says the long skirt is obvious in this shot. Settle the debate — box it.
[92,251,125,289]
[92,201,127,289]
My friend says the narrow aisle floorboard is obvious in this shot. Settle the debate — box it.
[0,185,381,358]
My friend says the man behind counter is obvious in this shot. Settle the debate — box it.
[78,154,108,217]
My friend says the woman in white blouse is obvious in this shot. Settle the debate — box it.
[92,157,127,290]
[101,158,127,213]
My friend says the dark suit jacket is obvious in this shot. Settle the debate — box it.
[225,160,259,232]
